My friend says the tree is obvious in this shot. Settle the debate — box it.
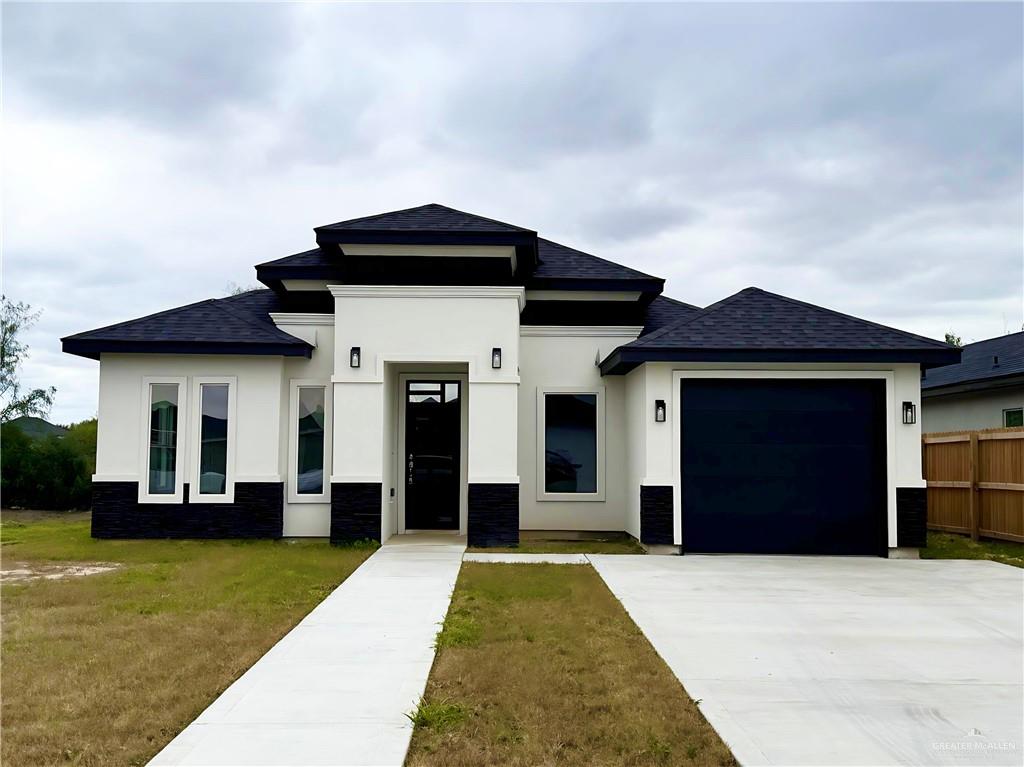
[224,281,260,296]
[1,296,56,423]
[944,331,962,348]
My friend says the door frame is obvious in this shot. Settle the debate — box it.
[671,369,896,548]
[397,372,469,534]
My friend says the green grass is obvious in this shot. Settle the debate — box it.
[1,510,375,767]
[469,537,646,555]
[406,563,735,767]
[922,531,1024,568]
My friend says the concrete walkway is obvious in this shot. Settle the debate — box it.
[149,535,465,767]
[591,555,1024,767]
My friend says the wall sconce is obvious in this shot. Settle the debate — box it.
[350,346,361,368]
[902,401,916,425]
[655,399,666,423]
[491,347,502,369]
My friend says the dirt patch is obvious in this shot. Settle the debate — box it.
[1,562,121,582]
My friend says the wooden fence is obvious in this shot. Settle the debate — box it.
[922,427,1024,543]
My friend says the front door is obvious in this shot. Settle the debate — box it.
[404,380,461,530]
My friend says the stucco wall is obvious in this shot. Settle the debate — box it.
[95,354,284,483]
[517,332,635,531]
[923,387,1024,433]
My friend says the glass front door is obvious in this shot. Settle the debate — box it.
[404,381,461,530]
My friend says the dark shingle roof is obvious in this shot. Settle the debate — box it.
[922,331,1024,391]
[532,238,659,282]
[316,203,532,234]
[641,295,701,335]
[62,290,313,360]
[601,287,960,373]
[258,247,329,268]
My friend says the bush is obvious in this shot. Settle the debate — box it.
[1,419,95,510]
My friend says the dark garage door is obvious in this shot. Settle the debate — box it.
[681,379,887,555]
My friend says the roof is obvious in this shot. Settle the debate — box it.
[316,203,531,234]
[61,290,313,360]
[641,295,702,336]
[922,331,1024,393]
[256,236,666,293]
[5,416,68,439]
[601,287,960,374]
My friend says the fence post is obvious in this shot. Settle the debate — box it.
[969,433,980,541]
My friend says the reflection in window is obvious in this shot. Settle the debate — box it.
[149,383,179,495]
[198,384,229,494]
[297,387,325,494]
[544,393,597,493]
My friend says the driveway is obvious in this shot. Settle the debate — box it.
[590,555,1023,766]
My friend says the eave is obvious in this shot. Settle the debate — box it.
[61,338,313,361]
[599,346,963,376]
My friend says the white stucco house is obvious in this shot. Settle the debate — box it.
[922,331,1023,433]
[63,204,960,554]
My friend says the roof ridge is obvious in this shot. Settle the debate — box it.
[745,287,952,350]
[320,203,533,233]
[655,294,701,311]
[962,330,1024,349]
[256,247,323,268]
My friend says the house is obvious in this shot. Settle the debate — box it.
[922,331,1024,433]
[5,416,68,440]
[62,204,960,555]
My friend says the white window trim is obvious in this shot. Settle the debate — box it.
[1004,407,1023,427]
[288,379,332,504]
[190,376,237,504]
[536,386,606,502]
[138,376,188,504]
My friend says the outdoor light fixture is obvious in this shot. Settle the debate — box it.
[655,399,666,423]
[491,347,502,369]
[902,401,916,425]
[350,346,361,368]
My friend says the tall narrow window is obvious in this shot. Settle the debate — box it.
[148,383,179,495]
[297,387,326,495]
[198,384,229,495]
[544,393,598,494]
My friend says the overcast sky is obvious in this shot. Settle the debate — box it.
[4,2,1022,423]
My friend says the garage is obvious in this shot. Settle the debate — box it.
[680,378,888,555]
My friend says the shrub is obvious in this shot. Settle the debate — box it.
[1,419,95,510]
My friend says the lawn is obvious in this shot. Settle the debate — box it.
[0,511,375,767]
[406,562,734,767]
[922,531,1024,568]
[468,537,646,555]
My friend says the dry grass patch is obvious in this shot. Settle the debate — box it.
[406,563,735,767]
[0,511,375,767]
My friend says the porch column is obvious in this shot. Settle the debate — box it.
[467,380,519,546]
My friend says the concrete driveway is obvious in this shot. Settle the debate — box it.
[590,555,1023,766]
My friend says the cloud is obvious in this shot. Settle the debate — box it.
[2,2,1021,422]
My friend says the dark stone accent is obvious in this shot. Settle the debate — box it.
[330,482,382,544]
[91,481,283,539]
[640,485,674,545]
[468,483,519,547]
[897,487,928,548]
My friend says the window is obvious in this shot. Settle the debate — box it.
[538,389,604,500]
[1005,408,1023,428]
[296,386,326,496]
[148,383,179,495]
[197,384,229,495]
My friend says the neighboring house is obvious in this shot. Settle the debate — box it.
[922,331,1024,433]
[5,416,68,440]
[62,204,959,555]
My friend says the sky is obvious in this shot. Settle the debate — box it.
[3,2,1022,424]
